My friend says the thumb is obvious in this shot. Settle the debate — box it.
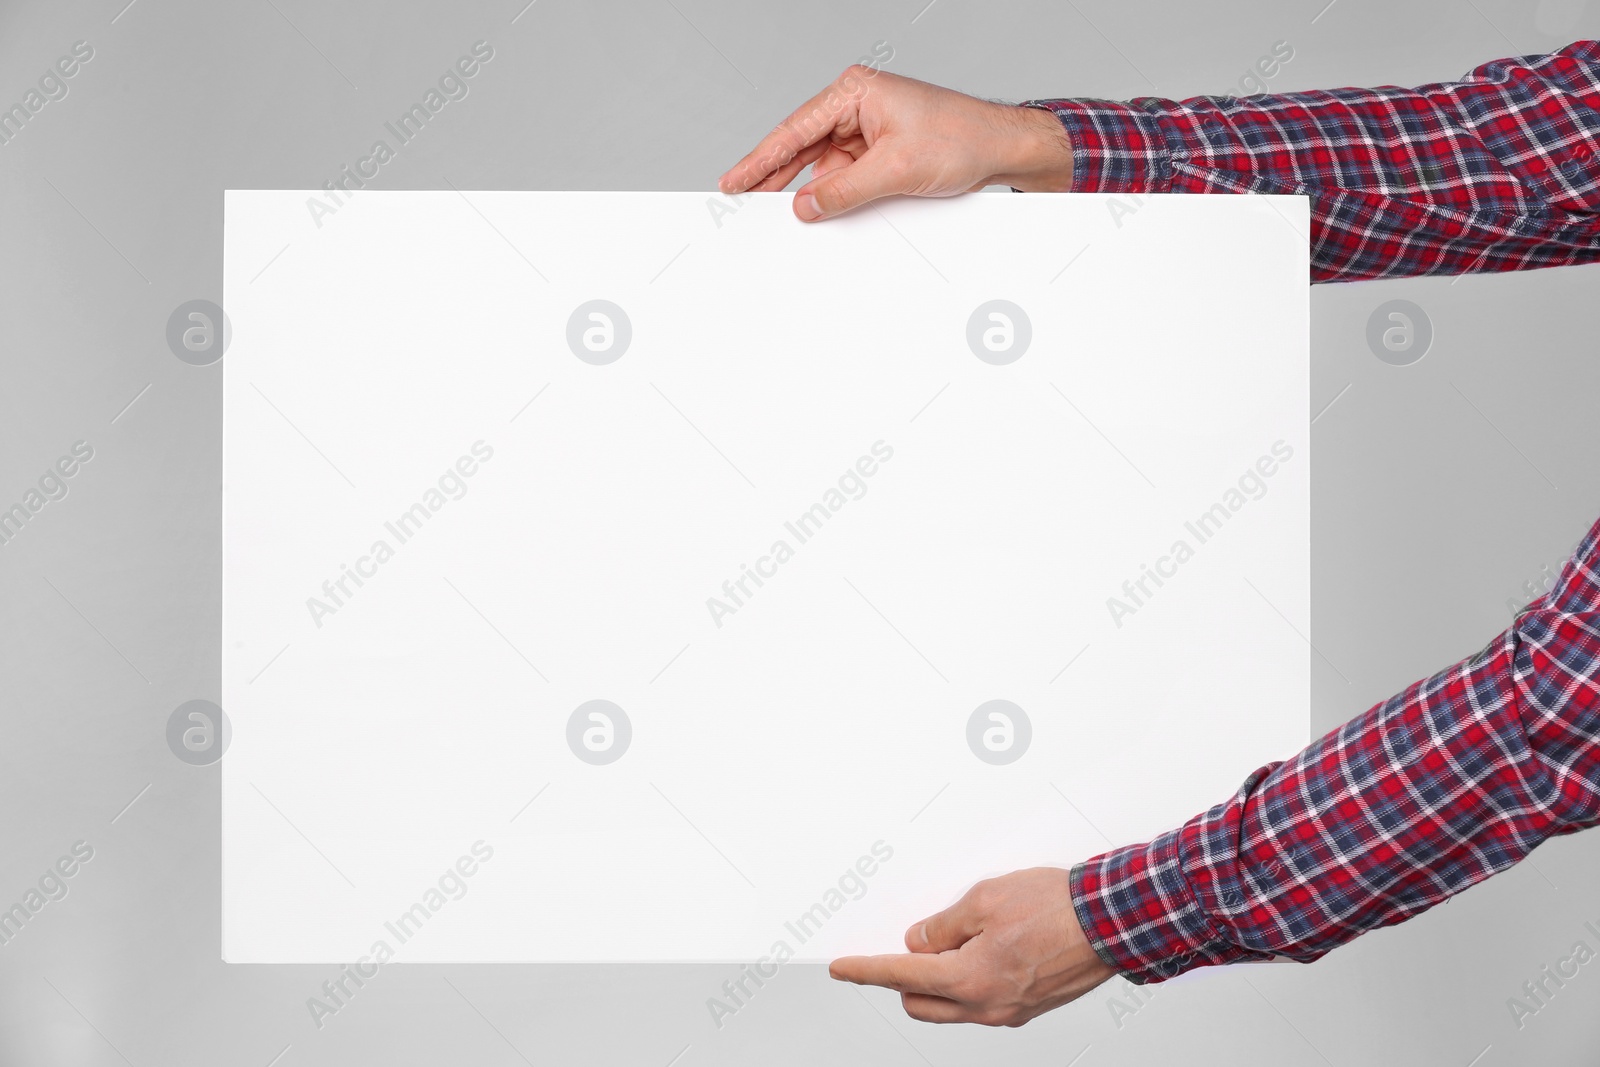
[907,888,988,953]
[793,147,908,221]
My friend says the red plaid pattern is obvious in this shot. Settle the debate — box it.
[1024,44,1600,982]
[1068,515,1600,982]
[1024,41,1600,283]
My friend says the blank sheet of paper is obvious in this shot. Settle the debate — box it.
[221,190,1310,962]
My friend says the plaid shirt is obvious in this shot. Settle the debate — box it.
[1023,44,1600,982]
[1024,40,1600,283]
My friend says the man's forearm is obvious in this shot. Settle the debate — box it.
[1071,516,1600,984]
[1018,40,1600,283]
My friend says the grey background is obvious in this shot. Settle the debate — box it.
[2,0,1598,1063]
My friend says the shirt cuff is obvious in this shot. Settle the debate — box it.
[1019,98,1176,195]
[1069,823,1269,984]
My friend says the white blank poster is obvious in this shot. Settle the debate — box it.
[221,190,1310,962]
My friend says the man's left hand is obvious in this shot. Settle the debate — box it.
[829,867,1119,1026]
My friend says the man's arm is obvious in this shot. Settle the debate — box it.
[830,517,1600,1022]
[721,42,1600,283]
[1072,515,1600,983]
[1023,40,1600,281]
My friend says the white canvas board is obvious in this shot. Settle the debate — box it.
[221,190,1310,962]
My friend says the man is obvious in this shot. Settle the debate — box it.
[718,42,1600,1027]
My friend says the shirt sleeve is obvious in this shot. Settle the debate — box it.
[1021,41,1600,283]
[1070,515,1600,984]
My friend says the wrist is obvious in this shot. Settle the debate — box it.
[988,104,1074,192]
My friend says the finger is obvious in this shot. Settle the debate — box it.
[793,148,906,221]
[829,951,962,996]
[748,139,831,193]
[719,70,867,194]
[808,143,855,183]
[901,991,976,1024]
[907,887,988,953]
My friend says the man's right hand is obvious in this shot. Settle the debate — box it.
[718,68,1075,222]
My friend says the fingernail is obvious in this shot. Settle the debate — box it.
[918,923,929,946]
[796,193,822,221]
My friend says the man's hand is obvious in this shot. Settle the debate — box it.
[829,867,1118,1026]
[718,68,1074,222]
